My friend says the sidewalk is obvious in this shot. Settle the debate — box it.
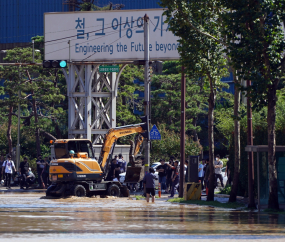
[0,185,46,193]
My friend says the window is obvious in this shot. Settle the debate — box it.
[54,143,67,159]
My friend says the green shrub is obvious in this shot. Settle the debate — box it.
[219,185,231,195]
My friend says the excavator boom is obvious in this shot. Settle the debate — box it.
[99,123,146,174]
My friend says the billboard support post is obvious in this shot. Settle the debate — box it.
[62,63,121,144]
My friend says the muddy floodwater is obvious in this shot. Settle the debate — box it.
[0,193,285,241]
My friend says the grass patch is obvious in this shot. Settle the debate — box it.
[219,185,231,195]
[135,195,144,200]
[135,195,159,200]
[168,197,245,209]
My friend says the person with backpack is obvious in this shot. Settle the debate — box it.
[1,155,16,189]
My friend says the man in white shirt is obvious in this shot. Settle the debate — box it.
[2,155,16,189]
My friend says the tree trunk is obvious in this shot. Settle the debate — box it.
[7,105,13,155]
[207,75,216,201]
[229,74,240,203]
[27,70,41,156]
[267,84,279,209]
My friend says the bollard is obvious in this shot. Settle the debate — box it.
[158,183,161,198]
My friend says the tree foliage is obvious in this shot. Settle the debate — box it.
[221,0,285,209]
[151,123,202,161]
[160,0,230,201]
[0,47,65,157]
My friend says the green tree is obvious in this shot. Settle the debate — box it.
[151,71,209,141]
[152,61,229,141]
[151,123,202,161]
[1,47,65,157]
[160,0,229,200]
[221,0,285,209]
[115,65,144,144]
[0,48,35,155]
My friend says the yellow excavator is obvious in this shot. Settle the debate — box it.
[46,122,147,197]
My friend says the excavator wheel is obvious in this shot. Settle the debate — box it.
[73,185,86,197]
[107,184,121,197]
[46,185,57,197]
[120,185,130,197]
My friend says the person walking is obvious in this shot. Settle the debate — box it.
[36,155,45,188]
[198,160,205,190]
[167,160,180,198]
[2,155,16,189]
[42,156,50,187]
[142,167,158,203]
[166,159,174,194]
[19,157,29,189]
[214,154,224,188]
[156,159,167,193]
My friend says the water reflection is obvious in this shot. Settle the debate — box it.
[0,193,284,238]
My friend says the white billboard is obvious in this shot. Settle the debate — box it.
[44,9,180,61]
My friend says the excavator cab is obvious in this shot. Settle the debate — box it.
[53,140,95,159]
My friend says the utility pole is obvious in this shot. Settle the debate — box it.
[144,14,150,173]
[179,66,186,198]
[16,66,21,170]
[247,80,256,208]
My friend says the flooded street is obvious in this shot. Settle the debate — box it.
[0,193,285,241]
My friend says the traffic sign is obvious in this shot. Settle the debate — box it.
[150,125,161,140]
[99,65,119,73]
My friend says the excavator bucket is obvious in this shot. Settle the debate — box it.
[124,135,145,183]
[124,166,145,183]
